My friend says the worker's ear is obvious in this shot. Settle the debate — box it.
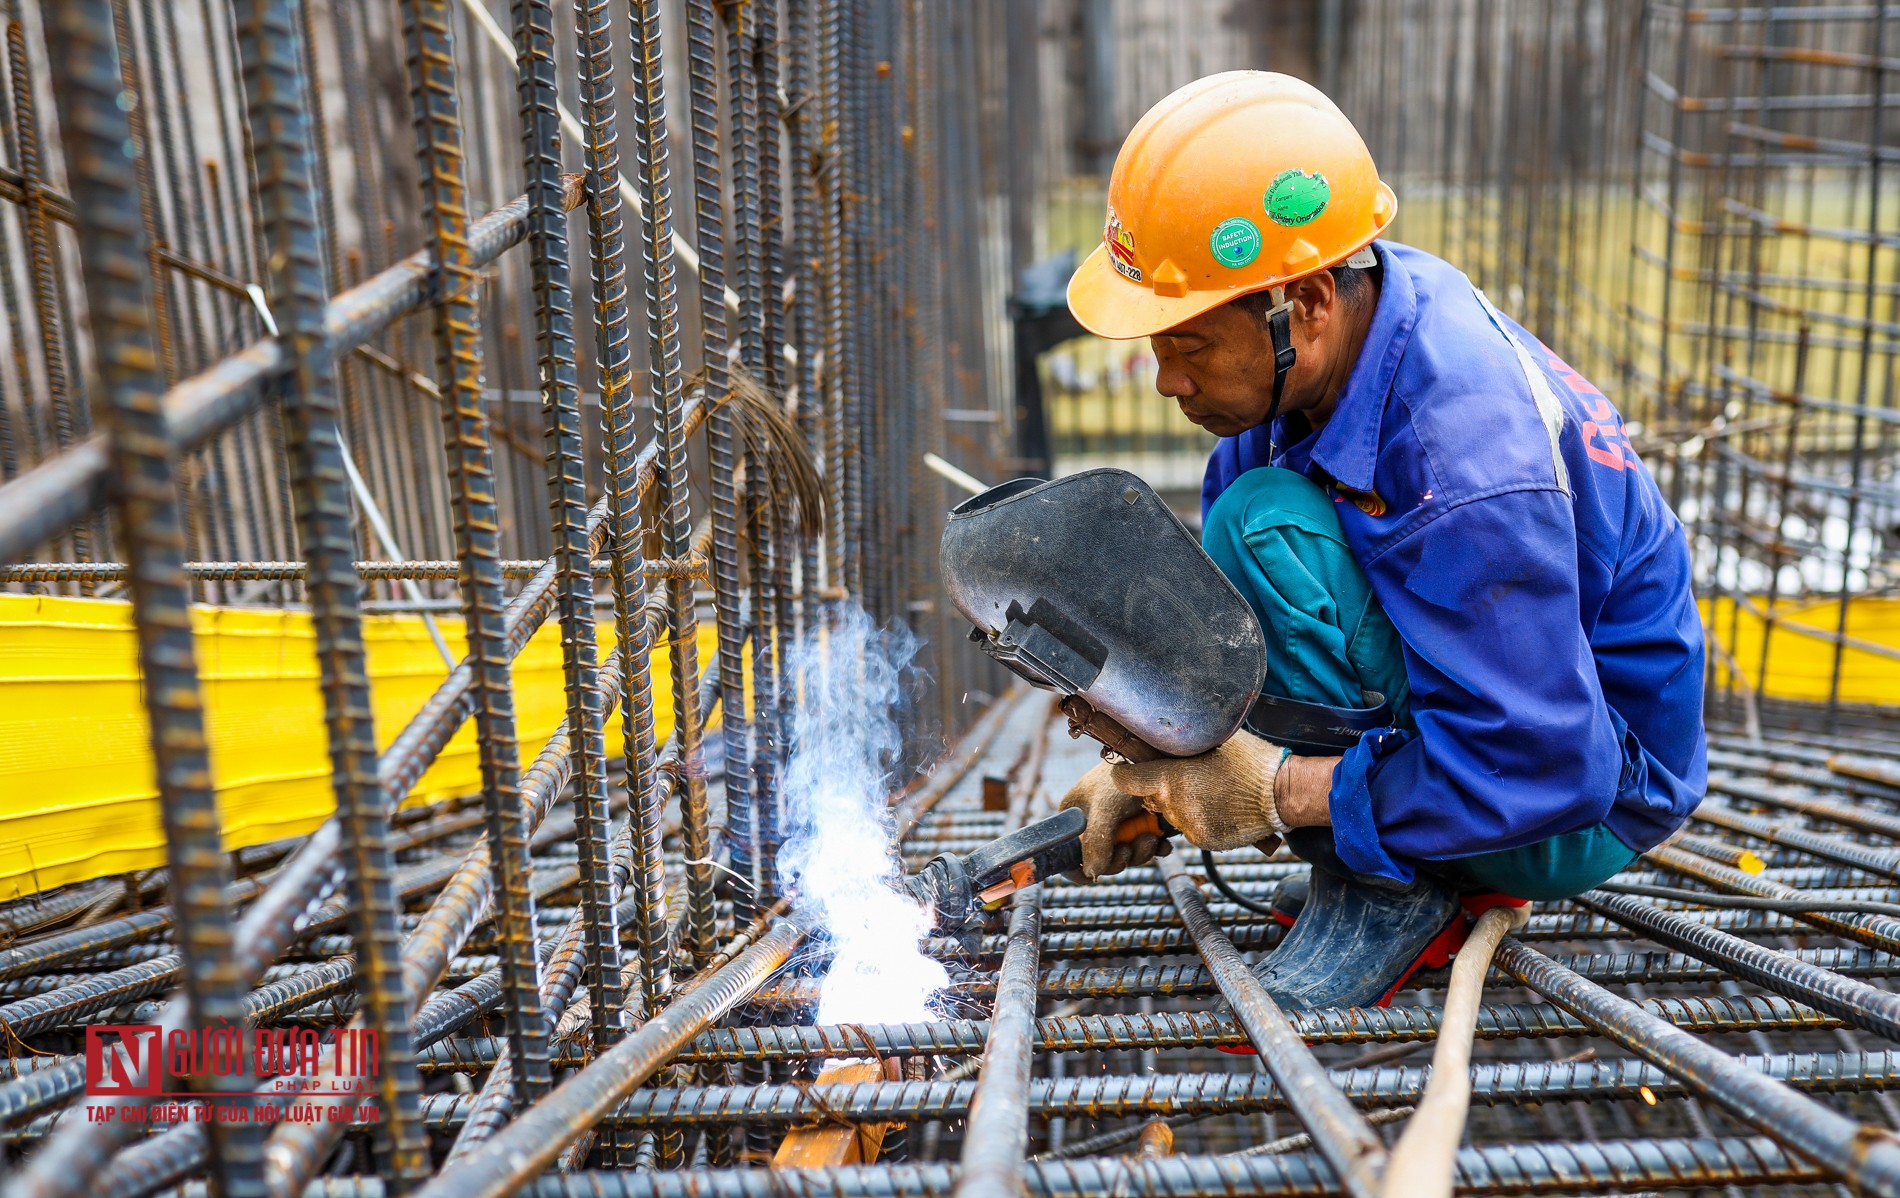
[1287,272,1337,349]
[1290,271,1337,334]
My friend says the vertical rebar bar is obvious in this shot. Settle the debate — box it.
[40,4,264,1196]
[571,0,670,1030]
[507,0,622,1062]
[684,0,754,937]
[627,0,715,971]
[398,0,550,1109]
[233,0,426,1183]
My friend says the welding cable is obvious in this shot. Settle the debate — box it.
[1199,849,1281,917]
[1377,902,1530,1198]
[1592,881,1900,918]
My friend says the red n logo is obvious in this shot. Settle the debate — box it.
[86,1025,162,1096]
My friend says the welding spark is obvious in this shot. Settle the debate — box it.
[775,603,949,1028]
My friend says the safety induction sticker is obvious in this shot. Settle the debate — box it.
[1264,169,1330,227]
[1104,206,1142,283]
[1208,217,1261,268]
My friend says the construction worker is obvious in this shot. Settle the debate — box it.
[1057,72,1707,1008]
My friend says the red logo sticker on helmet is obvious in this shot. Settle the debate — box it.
[1104,206,1142,283]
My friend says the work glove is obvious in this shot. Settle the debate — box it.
[1058,761,1175,880]
[1110,732,1290,852]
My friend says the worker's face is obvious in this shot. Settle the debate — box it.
[1149,274,1343,439]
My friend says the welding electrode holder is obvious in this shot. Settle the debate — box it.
[905,806,1178,932]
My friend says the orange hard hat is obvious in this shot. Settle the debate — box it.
[1067,71,1397,341]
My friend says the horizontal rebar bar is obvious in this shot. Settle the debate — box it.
[167,1137,1827,1198]
[361,1048,1900,1132]
[0,558,707,583]
[743,945,1897,1008]
[402,994,1833,1070]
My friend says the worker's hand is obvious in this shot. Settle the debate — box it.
[1058,761,1175,880]
[1111,733,1289,852]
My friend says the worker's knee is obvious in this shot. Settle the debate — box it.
[1202,466,1344,547]
[1201,466,1360,614]
[1447,822,1640,901]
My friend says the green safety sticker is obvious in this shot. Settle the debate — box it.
[1264,169,1330,227]
[1208,217,1261,269]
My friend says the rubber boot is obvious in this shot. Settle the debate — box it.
[1268,873,1308,927]
[1249,864,1462,1011]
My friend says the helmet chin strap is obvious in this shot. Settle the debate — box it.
[1263,285,1296,456]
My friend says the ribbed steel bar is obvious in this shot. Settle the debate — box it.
[1710,770,1900,838]
[7,11,85,572]
[627,0,714,968]
[403,994,1832,1069]
[412,915,807,1198]
[955,886,1043,1198]
[0,557,704,581]
[734,37,783,927]
[396,0,549,1128]
[235,0,426,1182]
[1158,854,1384,1198]
[18,7,261,1198]
[920,901,1874,959]
[720,8,777,1156]
[155,1140,1836,1197]
[0,19,38,472]
[394,1048,1900,1129]
[1648,841,1900,950]
[786,0,823,633]
[725,2,766,384]
[753,0,785,395]
[0,877,270,983]
[1579,887,1900,1043]
[1496,937,1900,1195]
[817,0,846,593]
[684,0,753,937]
[509,0,621,1068]
[1694,800,1900,880]
[572,0,669,1023]
[0,178,578,569]
[510,1137,1826,1196]
[836,0,865,597]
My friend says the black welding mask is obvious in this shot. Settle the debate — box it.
[940,468,1267,760]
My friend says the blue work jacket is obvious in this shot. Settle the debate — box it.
[1203,241,1707,884]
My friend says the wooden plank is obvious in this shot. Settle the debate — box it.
[772,1058,901,1168]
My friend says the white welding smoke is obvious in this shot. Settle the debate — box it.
[776,604,949,1026]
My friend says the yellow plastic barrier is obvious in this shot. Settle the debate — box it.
[1702,596,1900,709]
[0,593,714,901]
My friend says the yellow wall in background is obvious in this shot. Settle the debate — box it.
[1702,596,1900,708]
[0,593,712,901]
